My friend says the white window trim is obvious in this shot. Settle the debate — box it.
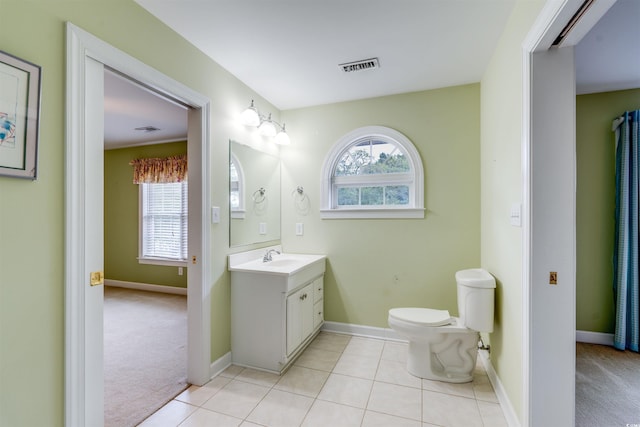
[320,126,425,219]
[138,182,189,266]
[230,152,246,219]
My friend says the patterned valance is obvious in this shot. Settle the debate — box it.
[129,155,187,184]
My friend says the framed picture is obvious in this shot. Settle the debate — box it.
[0,50,41,179]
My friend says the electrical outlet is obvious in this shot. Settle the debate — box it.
[178,267,183,276]
[549,271,557,285]
[295,223,304,236]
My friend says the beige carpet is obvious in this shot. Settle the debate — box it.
[104,286,188,427]
[576,342,640,427]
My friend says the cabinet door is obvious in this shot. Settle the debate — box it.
[300,284,314,340]
[313,300,323,328]
[286,283,313,355]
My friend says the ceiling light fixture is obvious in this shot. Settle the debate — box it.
[240,100,290,145]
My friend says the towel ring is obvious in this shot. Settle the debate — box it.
[252,187,266,203]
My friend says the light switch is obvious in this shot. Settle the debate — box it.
[510,203,522,227]
[296,223,304,236]
[259,222,267,235]
[211,206,220,224]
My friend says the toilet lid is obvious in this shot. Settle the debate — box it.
[389,308,453,326]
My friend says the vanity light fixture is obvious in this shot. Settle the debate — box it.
[240,100,290,145]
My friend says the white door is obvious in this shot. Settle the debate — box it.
[84,56,106,426]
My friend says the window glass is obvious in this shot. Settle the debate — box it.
[230,161,240,210]
[335,139,410,176]
[141,181,188,261]
[321,126,424,219]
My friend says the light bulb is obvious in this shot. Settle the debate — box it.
[275,127,290,145]
[259,114,277,137]
[240,100,260,127]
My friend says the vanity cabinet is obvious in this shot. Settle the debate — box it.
[229,250,325,374]
[286,277,323,355]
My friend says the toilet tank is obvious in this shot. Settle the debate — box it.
[455,268,496,333]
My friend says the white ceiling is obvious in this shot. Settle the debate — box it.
[104,0,640,148]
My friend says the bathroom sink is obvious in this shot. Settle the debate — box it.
[265,258,298,268]
[229,248,325,278]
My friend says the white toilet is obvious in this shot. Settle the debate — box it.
[388,268,496,383]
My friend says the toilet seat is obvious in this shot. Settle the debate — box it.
[388,308,453,327]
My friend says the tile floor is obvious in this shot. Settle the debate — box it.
[140,332,508,427]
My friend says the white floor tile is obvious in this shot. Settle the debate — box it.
[366,381,422,421]
[375,359,422,388]
[308,332,351,352]
[477,400,509,427]
[422,378,475,399]
[381,341,408,362]
[179,408,243,427]
[294,346,341,371]
[247,389,314,427]
[361,410,422,427]
[332,352,379,379]
[342,336,385,358]
[235,367,281,388]
[143,334,509,427]
[274,365,330,397]
[201,380,270,419]
[219,364,245,379]
[138,400,197,427]
[422,390,483,427]
[317,373,373,408]
[301,400,364,427]
[174,376,231,406]
[473,374,499,403]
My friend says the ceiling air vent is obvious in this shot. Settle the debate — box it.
[339,58,380,73]
[135,126,161,132]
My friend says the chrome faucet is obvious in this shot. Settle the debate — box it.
[263,249,281,262]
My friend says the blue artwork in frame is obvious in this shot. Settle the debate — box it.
[0,50,41,179]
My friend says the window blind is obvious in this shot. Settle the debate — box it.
[141,181,188,260]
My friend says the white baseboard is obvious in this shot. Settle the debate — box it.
[210,351,232,380]
[105,279,187,295]
[576,330,614,346]
[321,321,405,341]
[478,350,520,427]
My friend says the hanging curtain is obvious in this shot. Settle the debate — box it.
[613,110,640,352]
[129,154,187,184]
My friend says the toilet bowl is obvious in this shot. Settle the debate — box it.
[388,269,496,383]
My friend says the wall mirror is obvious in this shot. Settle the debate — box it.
[229,140,281,247]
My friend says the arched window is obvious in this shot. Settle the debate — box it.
[230,152,245,219]
[321,126,424,219]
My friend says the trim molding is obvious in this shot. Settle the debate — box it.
[65,22,212,426]
[321,321,404,341]
[479,350,520,427]
[576,330,614,346]
[210,351,232,379]
[105,279,187,295]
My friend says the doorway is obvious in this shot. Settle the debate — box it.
[103,69,191,425]
[65,23,212,426]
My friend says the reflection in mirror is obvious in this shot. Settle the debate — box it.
[230,140,281,247]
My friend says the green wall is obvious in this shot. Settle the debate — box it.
[105,141,188,288]
[480,0,545,421]
[0,1,551,425]
[281,84,481,327]
[576,88,640,333]
[0,1,277,425]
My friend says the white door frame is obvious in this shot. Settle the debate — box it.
[65,23,212,426]
[522,1,616,425]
